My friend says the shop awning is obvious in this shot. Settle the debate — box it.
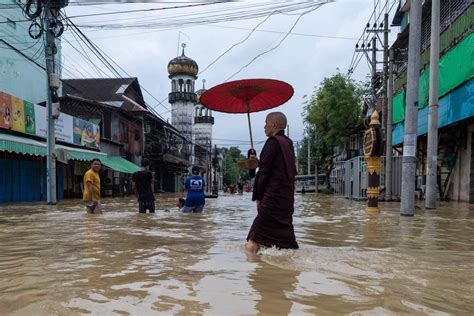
[56,144,106,162]
[0,133,106,161]
[100,156,141,174]
[0,133,47,156]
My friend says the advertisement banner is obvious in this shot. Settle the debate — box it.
[24,101,36,135]
[74,117,100,148]
[55,113,74,143]
[11,96,25,133]
[2,91,100,148]
[34,104,47,138]
[0,92,12,129]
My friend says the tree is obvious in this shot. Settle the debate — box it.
[221,147,249,185]
[302,74,364,185]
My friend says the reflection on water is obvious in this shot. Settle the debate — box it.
[0,193,473,315]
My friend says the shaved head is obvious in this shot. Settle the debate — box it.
[266,112,287,130]
[264,112,288,137]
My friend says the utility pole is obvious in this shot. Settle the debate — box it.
[371,36,377,111]
[382,13,390,200]
[382,15,389,132]
[44,5,58,205]
[385,49,394,201]
[425,0,440,209]
[25,0,67,204]
[400,0,422,216]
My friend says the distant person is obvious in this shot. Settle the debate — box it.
[132,158,155,213]
[181,166,206,213]
[301,186,306,194]
[237,181,243,194]
[246,112,298,253]
[248,148,257,178]
[83,158,102,214]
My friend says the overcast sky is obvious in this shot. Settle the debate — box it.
[62,0,397,154]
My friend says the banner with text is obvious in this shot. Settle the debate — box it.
[0,91,100,148]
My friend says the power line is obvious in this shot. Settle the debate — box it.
[206,24,360,41]
[198,11,275,75]
[64,15,171,119]
[65,2,218,19]
[225,3,325,82]
[72,2,324,30]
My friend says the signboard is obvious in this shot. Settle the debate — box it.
[35,104,47,137]
[0,92,12,129]
[55,114,74,143]
[11,96,25,133]
[24,101,36,135]
[73,117,100,148]
[0,91,100,148]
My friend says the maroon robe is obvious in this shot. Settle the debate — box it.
[247,131,298,249]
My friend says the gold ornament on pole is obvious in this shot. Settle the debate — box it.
[363,111,383,212]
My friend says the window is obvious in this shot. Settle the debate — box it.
[186,80,192,92]
[171,80,177,92]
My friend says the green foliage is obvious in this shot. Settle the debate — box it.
[221,147,249,185]
[302,73,364,174]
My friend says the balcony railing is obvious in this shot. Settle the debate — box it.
[194,116,215,124]
[168,92,197,103]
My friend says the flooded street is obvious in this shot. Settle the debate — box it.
[1,193,473,315]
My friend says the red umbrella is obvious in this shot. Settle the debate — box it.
[200,79,294,150]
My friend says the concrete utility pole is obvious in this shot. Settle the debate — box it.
[382,13,389,136]
[425,0,440,209]
[44,6,57,205]
[400,0,422,216]
[371,36,377,111]
[385,49,395,201]
[382,13,391,201]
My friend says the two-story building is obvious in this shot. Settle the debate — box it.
[59,78,147,196]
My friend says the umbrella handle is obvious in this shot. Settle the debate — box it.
[247,111,254,150]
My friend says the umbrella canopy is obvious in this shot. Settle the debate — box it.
[199,79,294,113]
[200,79,293,151]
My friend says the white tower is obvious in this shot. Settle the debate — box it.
[167,43,198,141]
[193,79,214,153]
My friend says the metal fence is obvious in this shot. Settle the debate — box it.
[330,156,403,200]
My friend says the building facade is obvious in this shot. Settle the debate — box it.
[391,0,473,201]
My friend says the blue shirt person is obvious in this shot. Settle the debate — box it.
[181,166,206,213]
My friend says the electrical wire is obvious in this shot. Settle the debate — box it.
[198,11,275,75]
[224,3,324,82]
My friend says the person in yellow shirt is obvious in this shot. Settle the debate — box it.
[83,158,102,214]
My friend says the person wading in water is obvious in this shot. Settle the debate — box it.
[246,112,298,253]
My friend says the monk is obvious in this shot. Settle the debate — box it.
[246,112,298,253]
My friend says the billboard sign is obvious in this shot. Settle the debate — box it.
[1,91,100,148]
[0,92,12,129]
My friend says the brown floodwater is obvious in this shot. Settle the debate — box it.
[0,193,473,315]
